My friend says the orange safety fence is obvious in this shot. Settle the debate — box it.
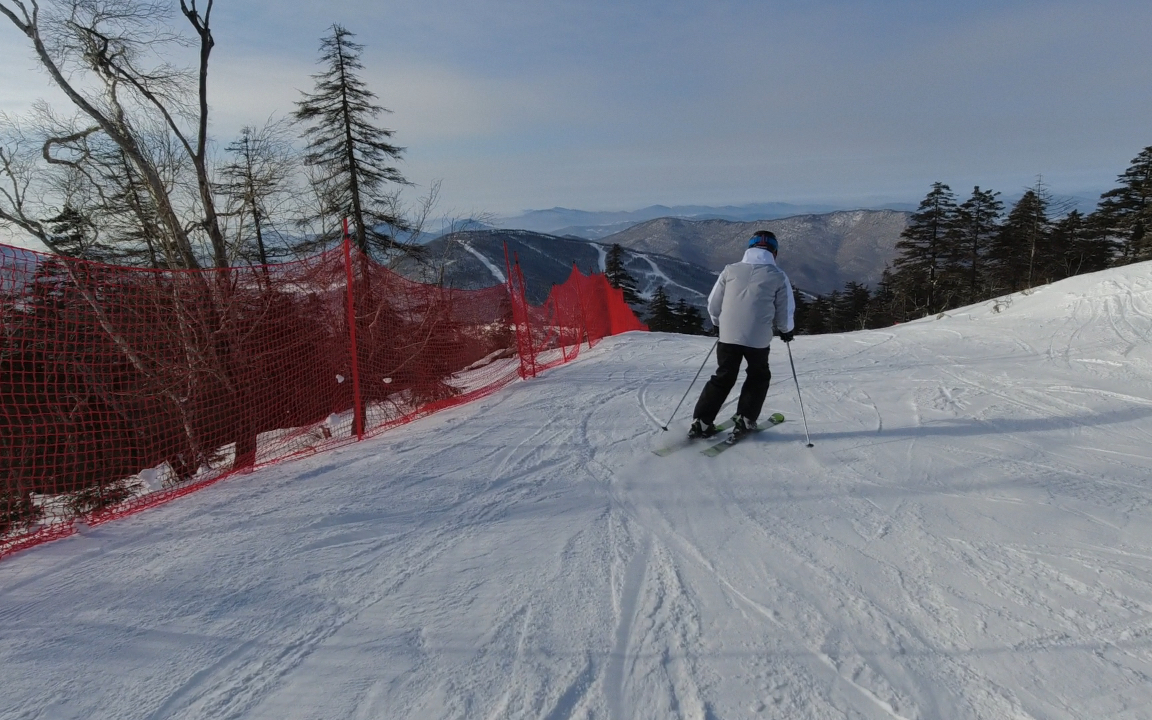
[507,259,647,376]
[1,238,645,560]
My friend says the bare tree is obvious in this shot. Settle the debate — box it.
[216,119,298,267]
[0,116,49,245]
[1,104,189,265]
[0,1,292,477]
[0,0,226,268]
[381,178,440,249]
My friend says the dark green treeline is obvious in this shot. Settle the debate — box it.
[797,145,1150,335]
[605,145,1150,337]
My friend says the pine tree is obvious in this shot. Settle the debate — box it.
[672,298,705,335]
[1027,180,1070,287]
[891,182,959,316]
[645,286,677,332]
[866,268,899,328]
[46,205,97,259]
[90,148,167,267]
[990,189,1050,292]
[294,25,412,258]
[1092,146,1152,264]
[835,282,872,331]
[791,288,809,335]
[104,156,166,268]
[1051,210,1112,278]
[217,124,295,266]
[830,294,847,330]
[603,243,642,305]
[803,295,830,334]
[953,186,1002,304]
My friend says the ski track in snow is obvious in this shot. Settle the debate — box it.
[4,266,1152,719]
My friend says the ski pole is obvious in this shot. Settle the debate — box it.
[786,341,814,447]
[661,339,718,431]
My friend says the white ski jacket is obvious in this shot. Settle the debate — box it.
[707,248,796,349]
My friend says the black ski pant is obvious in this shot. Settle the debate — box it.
[692,341,772,425]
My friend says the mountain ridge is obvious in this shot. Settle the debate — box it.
[395,229,718,311]
[599,209,910,294]
[492,201,914,238]
[396,208,912,310]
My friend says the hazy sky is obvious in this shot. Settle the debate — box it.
[2,0,1151,218]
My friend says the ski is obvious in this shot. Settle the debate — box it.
[652,419,735,457]
[701,413,785,457]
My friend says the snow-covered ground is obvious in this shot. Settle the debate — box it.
[3,264,1152,720]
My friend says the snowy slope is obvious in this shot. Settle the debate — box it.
[3,264,1152,720]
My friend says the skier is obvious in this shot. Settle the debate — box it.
[688,230,795,440]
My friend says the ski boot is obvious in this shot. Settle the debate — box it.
[730,415,757,441]
[688,418,717,439]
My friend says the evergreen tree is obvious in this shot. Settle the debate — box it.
[672,298,705,335]
[836,282,872,331]
[1051,210,1112,278]
[1029,180,1072,287]
[953,186,1002,304]
[603,243,642,305]
[802,295,830,335]
[79,147,167,267]
[824,289,845,331]
[990,189,1050,292]
[102,151,166,268]
[46,204,98,259]
[792,288,809,335]
[891,182,959,316]
[645,286,677,332]
[294,25,412,258]
[866,268,899,328]
[217,124,295,266]
[1092,146,1152,264]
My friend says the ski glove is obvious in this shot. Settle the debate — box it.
[778,330,794,343]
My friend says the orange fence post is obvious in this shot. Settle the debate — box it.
[572,263,590,349]
[515,258,538,377]
[342,218,364,440]
[503,242,535,378]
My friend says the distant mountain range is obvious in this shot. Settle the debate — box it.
[394,230,718,309]
[392,208,912,320]
[487,192,1103,241]
[599,209,911,294]
[492,202,914,239]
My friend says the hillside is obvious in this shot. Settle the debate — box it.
[397,228,718,307]
[3,262,1152,719]
[601,209,909,294]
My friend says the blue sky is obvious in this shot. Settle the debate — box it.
[2,0,1151,217]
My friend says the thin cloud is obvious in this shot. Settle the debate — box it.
[1,0,1150,216]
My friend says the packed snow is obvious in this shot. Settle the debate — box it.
[3,263,1152,720]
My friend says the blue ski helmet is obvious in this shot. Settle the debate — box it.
[748,231,778,254]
